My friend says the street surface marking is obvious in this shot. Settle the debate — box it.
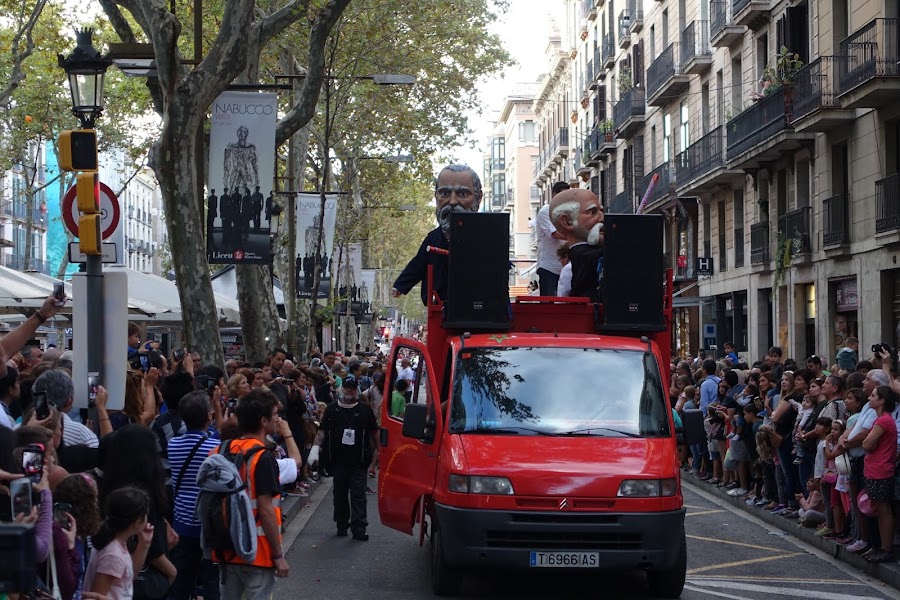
[691,575,864,584]
[685,509,726,517]
[686,533,782,552]
[683,584,755,600]
[688,579,886,600]
[686,552,803,574]
[684,504,705,509]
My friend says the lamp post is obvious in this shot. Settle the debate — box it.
[58,29,110,385]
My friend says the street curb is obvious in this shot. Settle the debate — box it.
[280,478,334,548]
[683,478,900,591]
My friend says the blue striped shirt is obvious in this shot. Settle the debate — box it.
[168,432,221,538]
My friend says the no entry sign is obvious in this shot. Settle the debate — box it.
[62,180,121,240]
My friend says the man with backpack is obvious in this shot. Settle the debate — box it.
[198,388,288,599]
[308,378,379,541]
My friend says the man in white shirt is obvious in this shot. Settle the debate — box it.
[34,369,98,448]
[398,358,416,384]
[534,181,570,296]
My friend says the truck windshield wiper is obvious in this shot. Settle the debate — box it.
[464,426,554,436]
[555,427,641,438]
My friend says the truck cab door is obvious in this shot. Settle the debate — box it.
[378,339,444,535]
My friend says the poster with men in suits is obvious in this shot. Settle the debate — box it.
[295,193,339,298]
[206,91,277,264]
[358,269,376,315]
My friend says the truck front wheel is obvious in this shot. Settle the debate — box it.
[430,516,462,596]
[646,532,686,598]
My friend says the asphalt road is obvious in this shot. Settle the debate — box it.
[275,479,900,600]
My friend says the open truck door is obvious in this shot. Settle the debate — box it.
[378,338,444,535]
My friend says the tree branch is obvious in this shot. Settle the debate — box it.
[188,0,257,107]
[0,0,48,108]
[258,0,312,48]
[275,0,353,146]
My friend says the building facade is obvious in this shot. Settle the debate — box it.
[0,150,50,274]
[533,0,898,363]
[484,86,541,289]
[119,168,164,274]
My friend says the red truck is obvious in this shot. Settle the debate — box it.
[378,214,684,597]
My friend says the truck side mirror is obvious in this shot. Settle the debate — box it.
[402,403,434,443]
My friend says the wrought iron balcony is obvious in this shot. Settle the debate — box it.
[837,18,900,108]
[618,10,632,48]
[583,0,597,20]
[681,21,712,75]
[602,34,615,69]
[876,174,900,234]
[647,43,690,106]
[613,87,645,139]
[639,162,674,211]
[675,127,726,192]
[750,222,770,265]
[777,206,811,255]
[726,86,788,160]
[792,56,855,130]
[608,189,634,214]
[552,127,569,160]
[595,121,616,156]
[732,0,771,30]
[710,1,743,47]
[628,0,643,33]
[823,194,849,246]
[586,58,596,90]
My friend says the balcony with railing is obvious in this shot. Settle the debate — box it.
[582,0,597,20]
[837,18,900,108]
[628,0,643,33]
[792,56,855,131]
[639,162,674,211]
[876,174,900,234]
[726,87,812,167]
[532,156,545,184]
[552,127,569,161]
[613,87,646,139]
[732,0,771,30]
[750,222,770,266]
[530,186,541,205]
[777,207,812,256]
[602,33,615,69]
[608,189,634,214]
[0,225,12,247]
[2,253,48,273]
[647,43,690,106]
[710,0,743,47]
[823,194,849,247]
[618,9,632,49]
[595,120,616,156]
[0,201,26,220]
[681,21,712,75]
[586,58,596,91]
[675,127,743,195]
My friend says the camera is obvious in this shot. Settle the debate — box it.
[88,372,100,402]
[174,348,186,361]
[872,343,899,364]
[33,391,50,420]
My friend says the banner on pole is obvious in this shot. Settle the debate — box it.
[296,192,339,298]
[207,91,277,264]
[338,243,363,301]
[359,269,376,315]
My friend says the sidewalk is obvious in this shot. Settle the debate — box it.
[683,477,900,590]
[280,477,334,531]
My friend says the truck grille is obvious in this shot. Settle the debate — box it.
[485,530,643,550]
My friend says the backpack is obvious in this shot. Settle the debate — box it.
[195,440,265,563]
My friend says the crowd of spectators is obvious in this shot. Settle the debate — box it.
[0,292,388,600]
[674,336,900,563]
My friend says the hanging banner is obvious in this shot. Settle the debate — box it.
[359,269,376,315]
[207,91,277,264]
[296,192,339,298]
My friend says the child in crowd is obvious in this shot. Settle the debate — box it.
[823,419,849,540]
[84,486,155,600]
[791,395,816,464]
[704,405,725,484]
[796,477,826,527]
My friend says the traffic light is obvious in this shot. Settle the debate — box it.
[76,172,101,255]
[58,129,98,172]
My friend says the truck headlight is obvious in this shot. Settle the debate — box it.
[617,479,678,497]
[448,474,515,495]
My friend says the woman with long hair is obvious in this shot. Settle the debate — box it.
[769,370,807,513]
[860,385,899,562]
[51,473,104,600]
[99,425,177,587]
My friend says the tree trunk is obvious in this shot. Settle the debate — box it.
[152,113,224,368]
[236,264,282,363]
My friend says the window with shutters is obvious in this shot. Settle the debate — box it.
[663,113,672,163]
[757,34,768,82]
[784,3,809,65]
[632,43,644,87]
[634,135,645,183]
[624,147,634,197]
[718,200,727,272]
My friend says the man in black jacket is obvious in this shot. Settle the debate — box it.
[391,164,482,305]
[549,188,604,301]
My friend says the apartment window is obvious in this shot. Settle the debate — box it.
[718,200,727,272]
[492,174,505,210]
[701,84,710,136]
[716,70,725,128]
[796,158,810,207]
[756,34,768,82]
[734,189,744,268]
[649,25,656,61]
[663,114,672,163]
[662,9,669,47]
[731,57,742,116]
[651,126,657,167]
[679,101,690,153]
[491,138,505,170]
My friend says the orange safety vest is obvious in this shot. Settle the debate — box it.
[211,438,282,568]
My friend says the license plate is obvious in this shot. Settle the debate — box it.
[529,551,599,567]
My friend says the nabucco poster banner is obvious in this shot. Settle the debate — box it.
[295,193,339,299]
[207,91,277,264]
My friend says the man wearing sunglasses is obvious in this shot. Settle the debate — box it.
[392,164,483,305]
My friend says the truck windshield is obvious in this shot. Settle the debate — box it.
[450,347,670,437]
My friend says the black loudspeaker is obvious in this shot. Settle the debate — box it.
[444,212,511,330]
[600,213,665,331]
[681,409,707,446]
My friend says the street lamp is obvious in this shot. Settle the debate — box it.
[58,29,112,129]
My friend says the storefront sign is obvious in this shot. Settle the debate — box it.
[835,279,858,312]
[697,257,713,277]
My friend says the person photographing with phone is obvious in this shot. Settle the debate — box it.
[0,291,65,381]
